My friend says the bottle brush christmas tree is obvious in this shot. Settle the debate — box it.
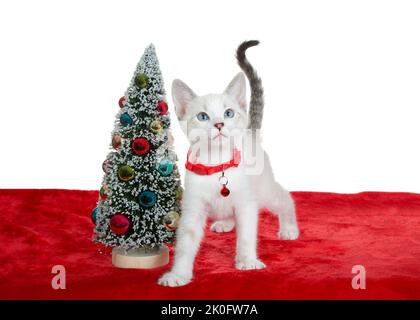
[92,44,182,268]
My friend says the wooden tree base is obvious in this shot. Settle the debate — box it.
[112,245,169,269]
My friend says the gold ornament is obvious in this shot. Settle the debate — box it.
[135,73,149,88]
[175,186,183,200]
[150,120,163,133]
[163,211,180,231]
[118,165,135,181]
[99,184,109,199]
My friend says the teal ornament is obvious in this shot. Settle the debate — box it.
[120,112,133,127]
[138,190,157,208]
[158,159,174,176]
[91,207,98,224]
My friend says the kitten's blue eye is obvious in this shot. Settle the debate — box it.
[197,112,210,121]
[224,108,235,118]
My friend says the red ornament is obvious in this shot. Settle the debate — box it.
[110,214,130,235]
[157,101,168,115]
[220,185,230,197]
[132,137,150,155]
[119,96,126,109]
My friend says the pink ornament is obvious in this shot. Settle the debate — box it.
[102,160,111,173]
[112,133,122,150]
[110,214,131,235]
[157,101,168,115]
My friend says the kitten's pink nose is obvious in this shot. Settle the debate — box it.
[214,122,224,131]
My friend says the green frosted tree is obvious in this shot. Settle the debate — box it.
[92,44,182,251]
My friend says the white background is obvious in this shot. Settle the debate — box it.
[1,0,419,192]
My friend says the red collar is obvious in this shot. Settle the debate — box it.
[185,148,241,176]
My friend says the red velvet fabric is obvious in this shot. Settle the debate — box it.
[1,189,419,300]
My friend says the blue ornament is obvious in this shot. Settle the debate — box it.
[158,159,174,176]
[91,207,98,224]
[138,190,157,208]
[120,112,133,127]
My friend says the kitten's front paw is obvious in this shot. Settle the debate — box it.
[279,224,300,240]
[236,259,266,270]
[210,219,235,233]
[158,272,192,287]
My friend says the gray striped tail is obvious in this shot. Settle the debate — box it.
[236,40,264,130]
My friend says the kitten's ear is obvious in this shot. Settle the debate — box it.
[172,79,197,120]
[224,72,246,109]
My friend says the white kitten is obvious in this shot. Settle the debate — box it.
[158,41,299,287]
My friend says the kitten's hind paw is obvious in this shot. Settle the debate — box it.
[158,272,191,287]
[236,259,266,270]
[278,224,299,240]
[210,219,235,233]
